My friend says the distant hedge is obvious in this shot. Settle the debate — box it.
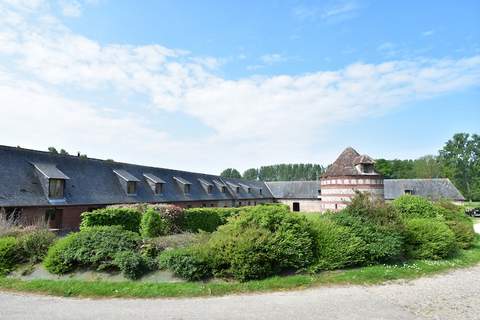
[181,208,243,232]
[80,208,142,233]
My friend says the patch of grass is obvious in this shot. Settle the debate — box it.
[1,237,479,299]
[464,202,480,210]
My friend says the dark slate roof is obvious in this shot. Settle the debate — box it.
[143,173,165,184]
[384,179,465,201]
[265,181,321,199]
[173,176,191,185]
[113,169,140,182]
[0,145,274,207]
[31,162,70,180]
[323,147,380,177]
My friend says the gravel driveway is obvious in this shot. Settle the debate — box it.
[1,264,480,320]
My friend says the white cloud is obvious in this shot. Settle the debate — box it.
[0,2,480,172]
[422,30,435,37]
[292,1,361,23]
[59,0,82,17]
[260,53,287,65]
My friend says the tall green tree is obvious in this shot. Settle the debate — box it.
[439,133,480,201]
[220,168,242,179]
[242,168,258,180]
[412,155,442,178]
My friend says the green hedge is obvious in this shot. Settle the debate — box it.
[140,209,168,238]
[17,229,56,263]
[44,226,142,274]
[392,195,439,219]
[404,218,457,259]
[0,237,20,274]
[309,218,366,271]
[181,208,242,233]
[158,247,212,281]
[80,208,142,233]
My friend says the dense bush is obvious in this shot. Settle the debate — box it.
[108,204,185,234]
[309,218,366,271]
[445,220,476,249]
[158,247,212,281]
[142,233,202,257]
[114,251,155,280]
[404,218,457,259]
[80,208,142,233]
[392,195,439,219]
[44,226,141,274]
[333,193,405,264]
[140,209,168,238]
[0,237,20,274]
[207,205,315,281]
[181,208,242,233]
[17,229,56,263]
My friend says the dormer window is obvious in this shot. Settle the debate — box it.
[239,183,251,193]
[127,181,137,194]
[236,187,240,193]
[198,178,214,194]
[404,189,414,195]
[31,162,69,201]
[222,186,227,193]
[213,179,228,194]
[144,173,165,195]
[114,169,140,195]
[208,185,213,193]
[173,176,192,195]
[259,188,263,195]
[48,179,65,199]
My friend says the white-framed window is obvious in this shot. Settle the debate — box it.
[127,181,137,194]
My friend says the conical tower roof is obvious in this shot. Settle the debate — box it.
[323,147,379,177]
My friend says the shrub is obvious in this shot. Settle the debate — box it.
[404,218,457,259]
[158,247,212,281]
[181,208,242,233]
[114,251,155,280]
[80,208,142,233]
[309,219,366,271]
[17,229,56,263]
[333,212,405,264]
[143,232,202,256]
[140,209,168,238]
[445,220,476,249]
[0,237,20,274]
[207,205,316,281]
[44,226,141,274]
[392,195,439,219]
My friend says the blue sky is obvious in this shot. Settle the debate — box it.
[0,0,479,173]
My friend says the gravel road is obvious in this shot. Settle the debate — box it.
[1,264,480,320]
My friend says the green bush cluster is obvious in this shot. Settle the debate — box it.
[80,208,142,232]
[309,218,366,271]
[0,237,20,274]
[44,226,141,274]
[17,229,56,263]
[158,248,211,281]
[114,251,156,280]
[392,195,439,219]
[140,209,168,238]
[206,205,315,281]
[404,218,457,259]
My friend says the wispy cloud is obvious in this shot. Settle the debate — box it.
[260,53,287,65]
[292,1,361,23]
[59,0,82,17]
[422,30,435,37]
[1,2,480,171]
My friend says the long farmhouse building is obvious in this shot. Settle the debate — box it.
[0,145,465,231]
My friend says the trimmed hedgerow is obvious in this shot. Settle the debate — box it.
[392,195,439,219]
[140,209,168,238]
[181,208,242,233]
[80,208,142,233]
[0,237,20,274]
[44,226,141,274]
[309,218,366,271]
[404,218,457,260]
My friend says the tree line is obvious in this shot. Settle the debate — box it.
[221,133,480,201]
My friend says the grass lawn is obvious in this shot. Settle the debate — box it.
[1,236,479,299]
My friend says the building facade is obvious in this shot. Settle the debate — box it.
[0,145,274,231]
